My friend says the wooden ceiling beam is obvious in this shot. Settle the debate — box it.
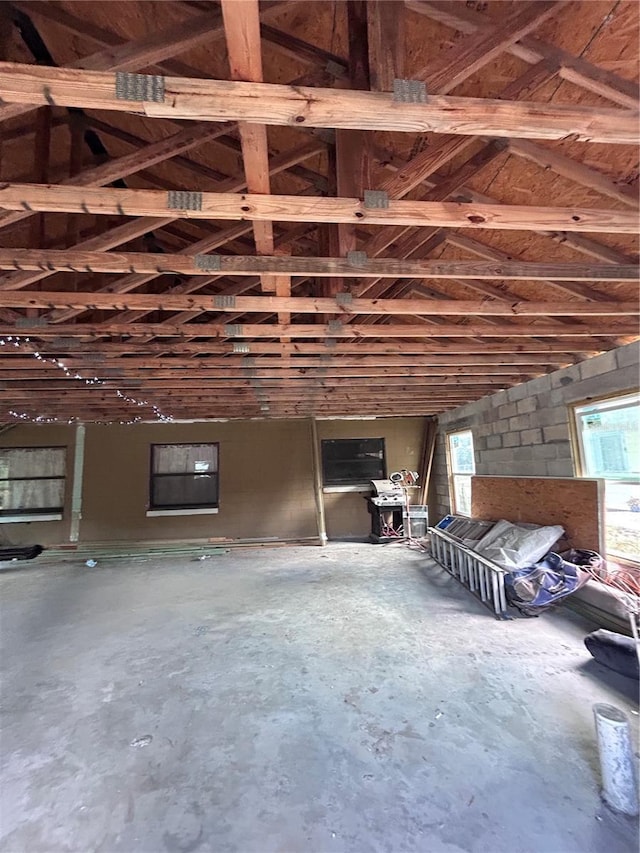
[0,7,227,122]
[0,392,508,404]
[406,1,639,109]
[0,376,526,390]
[1,339,595,356]
[0,349,575,366]
[0,291,637,317]
[0,217,176,292]
[0,122,232,232]
[0,321,633,338]
[1,2,297,121]
[2,249,634,283]
[1,184,635,233]
[0,366,538,382]
[1,63,636,143]
[443,233,624,303]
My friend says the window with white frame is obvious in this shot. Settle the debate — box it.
[572,393,639,563]
[446,430,475,516]
[0,446,66,521]
[149,443,219,514]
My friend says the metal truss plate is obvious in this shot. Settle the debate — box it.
[194,253,222,271]
[393,79,427,104]
[324,338,337,349]
[167,190,203,211]
[15,317,48,328]
[232,342,250,353]
[327,320,343,334]
[224,324,243,337]
[213,294,236,309]
[115,72,165,103]
[335,292,353,306]
[346,251,367,267]
[363,190,389,209]
[325,59,347,78]
[241,357,256,368]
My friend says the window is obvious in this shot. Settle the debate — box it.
[149,443,219,515]
[446,430,475,516]
[0,446,66,521]
[321,438,385,488]
[572,393,640,563]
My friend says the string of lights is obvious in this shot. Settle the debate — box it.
[0,336,174,425]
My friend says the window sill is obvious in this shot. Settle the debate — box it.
[0,513,62,523]
[323,485,371,494]
[146,507,219,517]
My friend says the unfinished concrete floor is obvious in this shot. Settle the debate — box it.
[1,542,638,853]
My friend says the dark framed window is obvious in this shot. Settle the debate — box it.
[321,438,386,487]
[150,443,219,511]
[0,446,66,517]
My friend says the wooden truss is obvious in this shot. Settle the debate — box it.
[0,0,638,422]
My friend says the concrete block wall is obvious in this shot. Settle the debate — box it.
[430,341,640,523]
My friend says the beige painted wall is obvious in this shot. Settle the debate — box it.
[317,418,424,539]
[1,417,425,546]
[80,420,317,543]
[0,423,76,545]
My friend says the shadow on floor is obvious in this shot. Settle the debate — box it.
[577,658,640,707]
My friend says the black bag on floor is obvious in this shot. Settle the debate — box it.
[584,629,639,680]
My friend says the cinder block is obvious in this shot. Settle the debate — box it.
[543,423,570,443]
[508,415,531,432]
[579,350,617,380]
[498,402,518,419]
[536,444,559,460]
[486,434,502,450]
[616,341,640,370]
[535,373,553,391]
[550,363,582,389]
[516,397,538,415]
[513,446,533,461]
[556,442,574,460]
[512,460,544,476]
[548,389,566,407]
[561,365,640,404]
[487,391,508,409]
[520,428,543,445]
[503,432,521,448]
[506,382,530,402]
[493,419,512,435]
[550,459,575,477]
[532,407,568,428]
[474,436,487,452]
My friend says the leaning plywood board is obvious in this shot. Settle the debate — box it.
[470,476,604,553]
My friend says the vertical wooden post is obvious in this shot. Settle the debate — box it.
[310,418,328,546]
[69,423,86,543]
[367,0,405,92]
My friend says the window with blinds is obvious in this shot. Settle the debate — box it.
[150,443,219,511]
[0,447,67,518]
